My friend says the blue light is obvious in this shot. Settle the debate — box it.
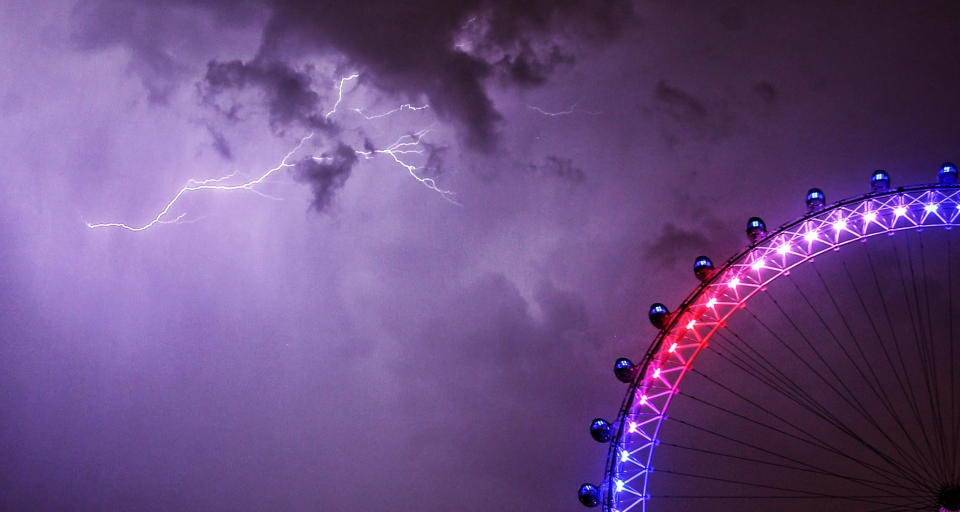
[590,418,613,443]
[871,170,890,192]
[939,162,958,184]
[614,357,636,383]
[578,483,601,507]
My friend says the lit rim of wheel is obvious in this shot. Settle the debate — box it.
[602,182,960,512]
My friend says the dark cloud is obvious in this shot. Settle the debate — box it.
[292,142,357,211]
[204,124,232,159]
[753,81,778,104]
[202,59,336,134]
[530,155,586,183]
[655,80,708,121]
[72,0,638,149]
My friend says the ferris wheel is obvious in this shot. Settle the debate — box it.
[579,164,960,512]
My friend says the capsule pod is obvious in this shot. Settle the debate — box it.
[939,162,958,184]
[693,256,714,282]
[871,170,890,192]
[578,483,601,507]
[590,418,613,443]
[614,357,637,383]
[805,188,825,212]
[746,217,767,244]
[648,303,670,329]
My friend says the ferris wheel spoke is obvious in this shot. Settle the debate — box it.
[680,369,929,493]
[664,414,917,493]
[950,236,959,483]
[653,468,926,507]
[804,263,940,481]
[708,333,833,424]
[862,241,941,475]
[739,307,929,485]
[898,233,951,480]
[761,288,899,448]
[913,234,949,469]
[836,259,940,476]
[658,440,921,496]
[704,331,917,483]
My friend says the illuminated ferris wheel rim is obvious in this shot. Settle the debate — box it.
[580,165,960,511]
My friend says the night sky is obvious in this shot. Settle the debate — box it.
[2,1,960,510]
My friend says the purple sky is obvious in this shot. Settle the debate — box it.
[1,1,959,510]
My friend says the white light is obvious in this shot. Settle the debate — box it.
[728,277,740,288]
[620,450,630,462]
[833,219,847,231]
[863,211,877,223]
[668,342,678,353]
[925,203,938,213]
[615,479,625,492]
[628,421,638,433]
[751,259,764,271]
[653,368,662,379]
[686,319,696,329]
[777,243,790,255]
[894,206,907,216]
[804,230,818,242]
[639,394,648,405]
[706,298,717,308]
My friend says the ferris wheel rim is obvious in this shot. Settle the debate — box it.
[601,181,960,512]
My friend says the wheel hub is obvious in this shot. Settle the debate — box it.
[939,485,960,511]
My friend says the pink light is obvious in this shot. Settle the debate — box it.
[668,342,678,353]
[728,277,740,289]
[706,298,717,308]
[804,230,818,242]
[833,218,847,231]
[652,368,661,379]
[751,259,764,271]
[686,319,696,329]
[639,394,648,405]
[894,206,907,216]
[777,242,790,255]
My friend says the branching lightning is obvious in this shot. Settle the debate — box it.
[352,104,429,120]
[355,127,459,205]
[324,73,359,119]
[88,71,457,232]
[86,134,314,231]
[527,102,601,117]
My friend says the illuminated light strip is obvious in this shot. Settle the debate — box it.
[604,185,960,512]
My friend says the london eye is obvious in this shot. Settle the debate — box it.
[580,164,960,511]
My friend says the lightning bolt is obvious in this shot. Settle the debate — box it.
[87,71,458,232]
[352,104,429,120]
[324,73,360,119]
[527,102,601,117]
[86,134,314,231]
[356,127,459,205]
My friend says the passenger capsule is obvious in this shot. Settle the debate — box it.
[648,303,670,329]
[614,357,637,383]
[590,418,613,443]
[693,256,714,282]
[578,483,601,507]
[939,162,958,184]
[871,170,890,192]
[746,217,767,244]
[805,188,825,212]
